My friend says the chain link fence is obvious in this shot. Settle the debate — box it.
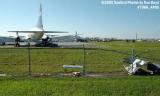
[0,47,127,76]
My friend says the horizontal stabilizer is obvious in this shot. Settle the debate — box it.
[8,31,38,33]
[43,31,68,33]
[8,31,68,33]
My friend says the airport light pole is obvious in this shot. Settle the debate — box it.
[28,38,31,76]
[136,33,138,40]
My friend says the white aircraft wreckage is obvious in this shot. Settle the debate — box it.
[123,57,160,75]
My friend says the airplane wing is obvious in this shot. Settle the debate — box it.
[8,31,68,33]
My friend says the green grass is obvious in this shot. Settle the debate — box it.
[95,41,160,62]
[0,76,160,96]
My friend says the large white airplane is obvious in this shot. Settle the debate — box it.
[8,4,68,41]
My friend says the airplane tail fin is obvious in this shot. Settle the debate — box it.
[36,4,43,29]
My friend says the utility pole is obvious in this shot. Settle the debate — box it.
[28,38,31,76]
[136,33,138,40]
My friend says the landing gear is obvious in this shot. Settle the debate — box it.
[35,36,58,47]
[15,36,20,47]
[14,32,21,47]
[42,36,50,47]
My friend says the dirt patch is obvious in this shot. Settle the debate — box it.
[85,72,128,77]
[60,72,128,77]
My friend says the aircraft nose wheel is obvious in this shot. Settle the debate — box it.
[15,36,20,47]
[42,37,50,47]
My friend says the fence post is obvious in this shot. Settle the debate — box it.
[28,38,31,76]
[131,49,135,72]
[83,44,86,75]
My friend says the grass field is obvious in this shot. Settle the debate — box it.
[0,41,160,96]
[0,46,126,75]
[0,76,160,96]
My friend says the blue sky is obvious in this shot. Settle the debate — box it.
[0,0,160,39]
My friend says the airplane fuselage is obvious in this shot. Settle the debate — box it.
[29,27,44,40]
[29,32,44,40]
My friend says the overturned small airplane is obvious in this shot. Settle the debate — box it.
[123,57,160,75]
